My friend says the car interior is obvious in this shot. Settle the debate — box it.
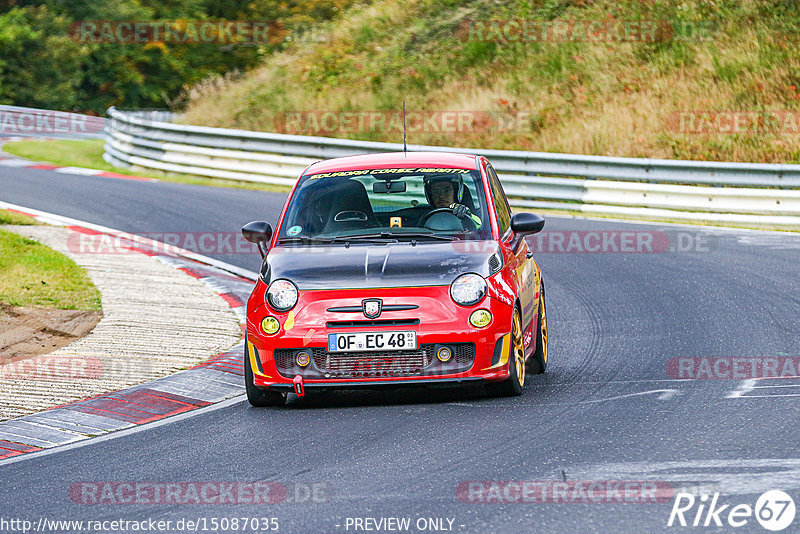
[286,175,487,238]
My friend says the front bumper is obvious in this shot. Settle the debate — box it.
[246,285,515,391]
[267,377,486,393]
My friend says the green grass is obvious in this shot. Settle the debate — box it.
[0,208,36,225]
[0,228,101,311]
[3,139,106,170]
[2,139,290,193]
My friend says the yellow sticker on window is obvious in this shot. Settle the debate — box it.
[390,217,402,228]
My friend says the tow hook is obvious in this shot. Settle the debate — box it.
[293,375,305,397]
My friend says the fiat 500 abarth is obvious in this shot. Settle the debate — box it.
[241,152,548,406]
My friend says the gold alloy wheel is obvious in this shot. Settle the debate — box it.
[512,310,525,387]
[540,295,548,364]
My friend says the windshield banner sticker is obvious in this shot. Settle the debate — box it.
[308,167,466,178]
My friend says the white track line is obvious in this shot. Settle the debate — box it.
[0,200,258,281]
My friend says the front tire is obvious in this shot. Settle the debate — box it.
[486,307,525,397]
[526,279,548,375]
[245,345,286,407]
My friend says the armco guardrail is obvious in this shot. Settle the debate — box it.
[104,107,800,229]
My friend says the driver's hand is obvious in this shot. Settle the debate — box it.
[449,203,470,218]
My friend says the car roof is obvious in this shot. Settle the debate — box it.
[305,152,480,174]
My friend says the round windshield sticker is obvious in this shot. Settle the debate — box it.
[287,225,303,236]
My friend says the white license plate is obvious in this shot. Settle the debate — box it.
[327,331,417,353]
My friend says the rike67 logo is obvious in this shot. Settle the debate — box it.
[668,490,796,531]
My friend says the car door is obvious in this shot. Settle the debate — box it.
[486,163,536,336]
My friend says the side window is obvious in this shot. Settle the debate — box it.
[487,165,511,236]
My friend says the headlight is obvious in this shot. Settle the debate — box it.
[450,273,487,306]
[267,279,298,311]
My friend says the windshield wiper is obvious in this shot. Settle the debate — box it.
[279,232,455,246]
[332,233,399,244]
[333,231,456,242]
[377,231,456,242]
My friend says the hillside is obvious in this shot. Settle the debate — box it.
[181,0,800,163]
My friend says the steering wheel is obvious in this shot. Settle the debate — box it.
[417,208,478,233]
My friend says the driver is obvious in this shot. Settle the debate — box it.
[423,175,482,229]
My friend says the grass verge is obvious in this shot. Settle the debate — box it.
[2,139,290,193]
[0,211,101,311]
[0,209,37,226]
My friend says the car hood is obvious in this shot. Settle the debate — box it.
[264,242,501,290]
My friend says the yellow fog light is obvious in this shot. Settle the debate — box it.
[469,309,492,328]
[437,347,453,363]
[261,316,280,335]
[296,351,311,367]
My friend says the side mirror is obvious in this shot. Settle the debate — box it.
[241,221,273,258]
[510,212,545,235]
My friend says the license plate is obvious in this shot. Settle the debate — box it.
[328,331,417,353]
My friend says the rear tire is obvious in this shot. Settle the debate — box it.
[486,307,525,397]
[526,279,548,375]
[245,345,286,407]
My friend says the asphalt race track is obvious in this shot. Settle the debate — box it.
[2,167,800,533]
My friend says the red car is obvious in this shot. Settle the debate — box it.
[241,152,548,406]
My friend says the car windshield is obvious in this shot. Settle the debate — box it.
[277,167,491,242]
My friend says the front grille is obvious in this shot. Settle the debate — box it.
[274,343,475,379]
[326,319,419,328]
[451,343,475,365]
[314,348,428,377]
[327,304,419,313]
[275,350,294,371]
